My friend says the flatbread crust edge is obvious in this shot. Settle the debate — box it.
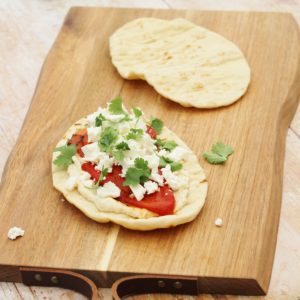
[52,119,207,231]
[109,18,251,109]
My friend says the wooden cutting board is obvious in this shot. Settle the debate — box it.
[0,7,299,296]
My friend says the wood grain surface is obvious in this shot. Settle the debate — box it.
[1,1,300,300]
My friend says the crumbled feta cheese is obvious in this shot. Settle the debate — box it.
[65,127,77,140]
[215,218,223,227]
[81,142,101,162]
[97,182,121,198]
[168,146,190,162]
[120,158,134,177]
[157,149,168,157]
[86,111,99,127]
[130,184,146,201]
[8,227,25,240]
[144,181,159,194]
[87,127,102,142]
[94,153,114,172]
[150,170,164,186]
[83,179,94,188]
[161,164,184,191]
[65,176,77,191]
[141,134,156,152]
[101,110,125,122]
[135,118,147,131]
[127,139,139,150]
[80,171,91,181]
[144,154,160,171]
[118,122,132,135]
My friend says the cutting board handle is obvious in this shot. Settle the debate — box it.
[111,274,198,299]
[20,267,98,299]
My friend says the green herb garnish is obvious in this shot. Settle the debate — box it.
[98,127,118,152]
[126,128,143,140]
[95,114,106,127]
[159,156,173,168]
[53,144,76,168]
[150,117,163,134]
[132,107,142,118]
[156,139,177,151]
[96,167,108,186]
[85,167,108,189]
[112,142,130,161]
[123,158,151,186]
[108,97,126,115]
[170,162,183,172]
[159,156,182,171]
[203,142,234,164]
[116,142,130,151]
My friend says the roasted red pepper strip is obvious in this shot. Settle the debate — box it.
[81,162,100,182]
[146,125,157,139]
[68,128,89,157]
[81,163,175,215]
[120,185,175,216]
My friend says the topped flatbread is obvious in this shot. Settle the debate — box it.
[52,98,207,230]
[109,18,251,108]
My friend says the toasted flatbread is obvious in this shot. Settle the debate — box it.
[52,113,207,231]
[109,18,250,108]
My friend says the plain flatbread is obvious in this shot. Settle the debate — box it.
[52,119,207,231]
[109,18,251,108]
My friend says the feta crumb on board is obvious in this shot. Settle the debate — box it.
[8,227,25,240]
[215,218,223,227]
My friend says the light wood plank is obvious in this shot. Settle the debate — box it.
[0,1,299,299]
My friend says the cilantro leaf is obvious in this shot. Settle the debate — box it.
[98,127,118,152]
[203,142,234,164]
[126,128,143,140]
[150,117,163,134]
[170,162,183,172]
[53,144,76,168]
[113,150,125,161]
[163,140,177,151]
[203,152,227,164]
[132,107,142,118]
[113,142,130,161]
[159,156,182,171]
[116,142,130,151]
[159,156,173,168]
[95,114,106,127]
[123,158,151,186]
[108,97,126,115]
[134,157,148,170]
[86,167,108,189]
[212,142,234,158]
[156,139,177,151]
[155,139,164,147]
[96,167,108,186]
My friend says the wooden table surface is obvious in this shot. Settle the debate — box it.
[0,1,299,299]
